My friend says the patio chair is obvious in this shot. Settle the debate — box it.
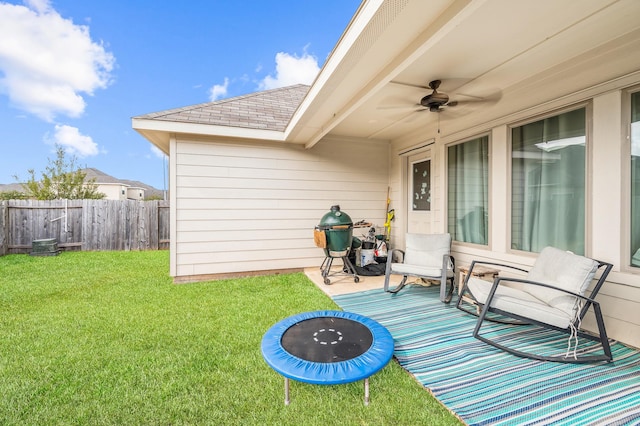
[383,233,455,303]
[459,246,613,363]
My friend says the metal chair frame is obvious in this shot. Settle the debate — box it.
[459,259,614,363]
[383,233,455,303]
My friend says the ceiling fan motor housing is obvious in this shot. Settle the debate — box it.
[420,91,449,110]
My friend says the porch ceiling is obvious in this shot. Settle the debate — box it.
[291,0,640,147]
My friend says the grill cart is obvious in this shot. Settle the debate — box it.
[315,205,359,285]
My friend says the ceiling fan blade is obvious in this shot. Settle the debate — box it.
[388,80,430,90]
[454,90,502,104]
[402,108,429,122]
[377,103,421,110]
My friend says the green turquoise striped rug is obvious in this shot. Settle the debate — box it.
[333,285,640,426]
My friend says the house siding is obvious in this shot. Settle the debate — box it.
[96,183,128,200]
[171,137,389,280]
[389,80,640,348]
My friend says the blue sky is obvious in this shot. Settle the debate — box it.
[0,0,361,190]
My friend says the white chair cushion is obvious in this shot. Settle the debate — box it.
[525,247,598,317]
[391,263,454,278]
[467,277,572,328]
[403,233,451,269]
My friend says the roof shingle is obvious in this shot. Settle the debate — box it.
[135,84,310,132]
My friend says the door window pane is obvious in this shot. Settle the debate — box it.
[631,92,640,267]
[412,160,431,211]
[447,136,489,245]
[511,108,586,254]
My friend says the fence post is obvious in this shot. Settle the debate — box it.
[0,201,7,256]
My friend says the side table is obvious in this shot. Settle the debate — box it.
[457,265,499,314]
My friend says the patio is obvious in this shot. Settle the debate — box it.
[305,265,387,297]
[305,266,640,426]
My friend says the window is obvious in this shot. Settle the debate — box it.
[447,136,489,245]
[412,159,431,211]
[511,107,586,254]
[631,91,640,267]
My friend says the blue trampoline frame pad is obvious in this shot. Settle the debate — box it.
[261,310,394,405]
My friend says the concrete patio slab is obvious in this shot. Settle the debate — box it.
[304,266,440,298]
[304,266,386,297]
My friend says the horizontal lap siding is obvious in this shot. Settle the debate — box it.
[174,138,389,277]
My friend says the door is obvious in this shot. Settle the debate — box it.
[407,153,432,234]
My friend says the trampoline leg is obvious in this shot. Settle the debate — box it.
[284,377,290,405]
[364,378,370,406]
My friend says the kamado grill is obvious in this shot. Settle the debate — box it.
[314,205,359,285]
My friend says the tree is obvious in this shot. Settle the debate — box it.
[17,145,106,200]
[0,190,27,200]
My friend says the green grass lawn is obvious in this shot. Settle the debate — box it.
[0,251,461,425]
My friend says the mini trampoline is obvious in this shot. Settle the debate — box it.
[261,310,394,405]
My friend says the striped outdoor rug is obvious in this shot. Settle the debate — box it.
[333,285,640,426]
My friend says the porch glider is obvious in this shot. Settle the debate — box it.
[458,247,613,363]
[383,233,455,303]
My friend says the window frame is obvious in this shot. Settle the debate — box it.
[623,86,640,273]
[507,102,593,256]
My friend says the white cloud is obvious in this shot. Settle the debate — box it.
[47,124,99,157]
[24,0,50,13]
[150,145,166,159]
[0,1,114,121]
[208,77,229,101]
[259,51,320,90]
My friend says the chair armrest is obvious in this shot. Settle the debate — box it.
[487,276,598,304]
[471,258,612,301]
[461,260,528,290]
[384,248,405,286]
[479,276,603,330]
[388,248,405,263]
[467,260,528,275]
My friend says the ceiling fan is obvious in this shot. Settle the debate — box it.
[380,78,501,116]
[417,79,458,112]
[378,79,461,114]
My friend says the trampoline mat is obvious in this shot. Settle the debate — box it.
[281,316,373,363]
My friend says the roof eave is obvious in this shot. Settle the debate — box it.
[132,118,290,154]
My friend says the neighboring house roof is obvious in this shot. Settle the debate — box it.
[0,168,164,200]
[82,168,164,199]
[135,84,310,132]
[0,183,22,193]
[82,167,125,184]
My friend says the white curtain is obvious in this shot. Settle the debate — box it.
[511,108,586,254]
[447,136,489,245]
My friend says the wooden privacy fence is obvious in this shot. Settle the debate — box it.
[0,199,169,255]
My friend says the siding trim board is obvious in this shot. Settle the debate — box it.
[172,268,304,284]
